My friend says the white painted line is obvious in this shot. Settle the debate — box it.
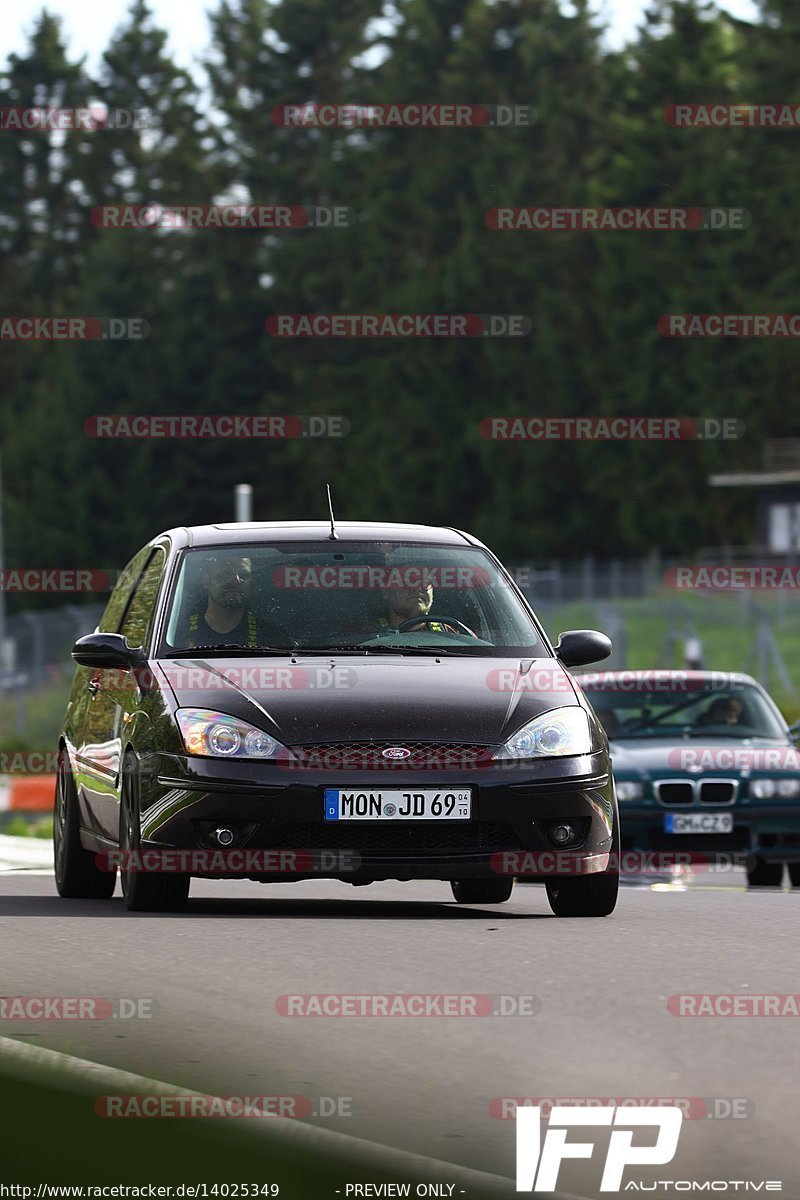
[0,834,54,873]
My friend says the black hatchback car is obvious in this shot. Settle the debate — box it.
[55,522,617,916]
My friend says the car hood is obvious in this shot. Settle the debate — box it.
[156,655,580,746]
[609,736,791,775]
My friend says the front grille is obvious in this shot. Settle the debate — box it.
[655,779,738,807]
[266,820,515,857]
[289,742,492,771]
[622,830,750,853]
[699,781,737,806]
[655,782,694,807]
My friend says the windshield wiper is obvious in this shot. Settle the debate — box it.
[285,646,372,655]
[622,695,711,735]
[686,729,765,739]
[292,644,464,656]
[354,644,477,656]
[167,645,297,657]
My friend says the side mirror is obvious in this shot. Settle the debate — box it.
[72,632,142,670]
[554,629,613,668]
[788,720,800,743]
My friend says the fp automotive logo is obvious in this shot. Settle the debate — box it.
[516,1104,683,1191]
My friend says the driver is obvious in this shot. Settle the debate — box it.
[374,580,475,636]
[185,556,262,648]
[697,697,743,726]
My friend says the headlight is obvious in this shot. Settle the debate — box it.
[616,780,644,802]
[176,709,286,759]
[753,777,800,799]
[494,707,592,760]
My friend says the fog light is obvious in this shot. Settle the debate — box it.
[551,823,575,845]
[214,827,236,847]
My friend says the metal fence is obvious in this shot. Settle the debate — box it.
[1,604,104,694]
[3,552,800,739]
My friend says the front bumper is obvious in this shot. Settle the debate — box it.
[618,803,800,863]
[123,750,615,882]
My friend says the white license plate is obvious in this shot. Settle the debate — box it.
[324,788,472,821]
[664,813,734,834]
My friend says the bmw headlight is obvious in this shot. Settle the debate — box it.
[752,777,800,799]
[176,709,287,760]
[494,707,592,760]
[616,780,644,802]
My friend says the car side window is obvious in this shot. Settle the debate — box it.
[120,549,167,650]
[98,548,151,634]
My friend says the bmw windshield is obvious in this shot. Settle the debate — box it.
[584,683,785,740]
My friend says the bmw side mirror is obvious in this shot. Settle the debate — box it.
[555,629,613,668]
[72,632,143,669]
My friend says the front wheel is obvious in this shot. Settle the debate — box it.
[54,752,117,899]
[746,858,784,888]
[450,878,515,904]
[546,819,619,917]
[119,756,190,912]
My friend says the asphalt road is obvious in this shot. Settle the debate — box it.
[1,868,798,1196]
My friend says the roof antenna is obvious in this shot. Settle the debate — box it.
[326,483,338,540]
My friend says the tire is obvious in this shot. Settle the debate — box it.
[746,857,784,887]
[788,863,800,888]
[54,750,117,899]
[546,817,619,918]
[119,755,190,912]
[450,878,515,904]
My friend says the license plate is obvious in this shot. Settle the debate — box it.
[664,813,734,834]
[324,788,472,821]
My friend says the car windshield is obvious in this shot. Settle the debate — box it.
[582,683,786,740]
[158,541,549,657]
